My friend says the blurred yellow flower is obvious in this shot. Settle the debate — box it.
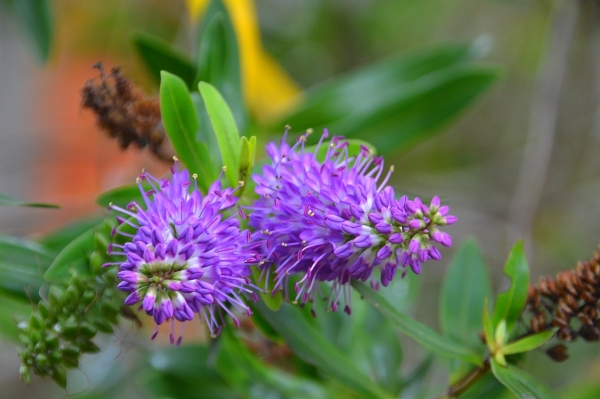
[187,0,301,122]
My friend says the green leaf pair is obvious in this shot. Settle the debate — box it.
[160,71,253,191]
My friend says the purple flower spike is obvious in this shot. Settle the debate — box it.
[108,160,253,342]
[248,128,455,314]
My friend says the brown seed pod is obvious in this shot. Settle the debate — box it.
[81,63,174,163]
[546,344,569,362]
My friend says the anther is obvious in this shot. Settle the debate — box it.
[306,128,313,134]
[192,173,198,179]
[136,177,141,184]
[308,210,315,217]
[285,124,291,130]
[238,181,244,186]
[390,165,395,172]
[221,166,227,172]
[173,156,179,161]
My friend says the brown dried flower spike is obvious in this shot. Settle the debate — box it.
[526,247,600,361]
[81,63,173,162]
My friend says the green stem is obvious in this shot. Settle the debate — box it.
[438,358,490,399]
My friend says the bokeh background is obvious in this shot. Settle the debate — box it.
[1,0,600,397]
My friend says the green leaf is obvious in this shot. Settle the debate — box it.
[143,344,235,399]
[0,192,59,208]
[352,280,481,365]
[275,44,500,155]
[43,227,96,283]
[160,71,217,191]
[13,0,52,63]
[0,296,31,342]
[503,330,556,355]
[490,359,558,399]
[95,182,151,209]
[254,299,394,399]
[238,136,256,195]
[195,0,245,130]
[39,216,103,253]
[483,301,494,353]
[132,31,197,88]
[0,236,53,301]
[440,239,491,348]
[251,266,282,312]
[305,138,377,163]
[491,240,530,333]
[199,81,241,188]
[215,328,328,399]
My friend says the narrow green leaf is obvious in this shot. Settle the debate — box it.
[132,31,197,88]
[195,0,245,130]
[483,301,494,353]
[275,44,500,155]
[503,330,556,355]
[352,280,481,365]
[0,236,53,301]
[43,227,96,282]
[254,299,394,399]
[216,328,328,399]
[238,136,256,194]
[95,182,151,209]
[491,359,558,399]
[199,81,240,188]
[0,192,59,208]
[160,71,217,191]
[440,239,491,348]
[491,240,530,333]
[14,0,52,63]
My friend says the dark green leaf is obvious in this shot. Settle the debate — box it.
[195,0,245,130]
[95,182,151,209]
[43,227,96,282]
[0,236,53,301]
[199,81,241,188]
[490,359,558,399]
[160,71,217,191]
[254,299,393,399]
[39,216,103,253]
[0,192,59,208]
[352,281,481,365]
[13,0,52,63]
[215,328,328,399]
[491,240,530,333]
[132,31,196,88]
[503,330,556,355]
[274,44,500,155]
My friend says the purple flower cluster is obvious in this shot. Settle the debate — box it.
[248,129,456,314]
[106,162,254,343]
[107,129,456,341]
